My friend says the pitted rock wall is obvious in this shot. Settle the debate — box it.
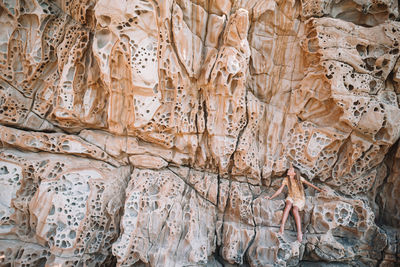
[0,0,399,266]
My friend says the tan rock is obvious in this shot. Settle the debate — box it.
[0,125,121,166]
[0,240,49,266]
[0,0,399,266]
[112,168,217,266]
[301,0,398,26]
[0,149,130,266]
[379,142,400,227]
[128,154,168,169]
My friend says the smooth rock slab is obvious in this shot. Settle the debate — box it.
[112,168,218,267]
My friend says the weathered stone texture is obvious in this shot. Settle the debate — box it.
[0,149,130,266]
[0,0,400,266]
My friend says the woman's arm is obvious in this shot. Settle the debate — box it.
[302,179,325,192]
[266,181,286,200]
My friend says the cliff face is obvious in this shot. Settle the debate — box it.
[0,0,399,266]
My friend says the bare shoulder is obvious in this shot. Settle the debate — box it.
[300,176,307,183]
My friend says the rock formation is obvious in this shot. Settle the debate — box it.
[0,0,399,266]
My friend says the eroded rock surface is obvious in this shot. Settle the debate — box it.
[0,149,130,266]
[0,0,400,266]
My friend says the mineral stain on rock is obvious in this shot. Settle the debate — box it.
[0,0,399,266]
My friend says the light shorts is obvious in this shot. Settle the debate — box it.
[286,196,305,211]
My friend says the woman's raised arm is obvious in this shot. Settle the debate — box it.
[302,179,325,192]
[266,180,286,200]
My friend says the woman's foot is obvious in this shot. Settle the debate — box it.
[297,232,303,242]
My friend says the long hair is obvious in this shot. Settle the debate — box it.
[287,166,304,194]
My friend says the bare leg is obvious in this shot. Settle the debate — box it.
[279,200,293,234]
[292,206,302,242]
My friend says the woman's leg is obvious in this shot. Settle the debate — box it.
[279,200,293,234]
[292,206,302,242]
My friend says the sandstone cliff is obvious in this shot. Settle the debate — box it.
[0,0,399,266]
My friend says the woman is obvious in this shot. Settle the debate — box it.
[266,165,325,242]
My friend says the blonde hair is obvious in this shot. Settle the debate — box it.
[287,166,304,193]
